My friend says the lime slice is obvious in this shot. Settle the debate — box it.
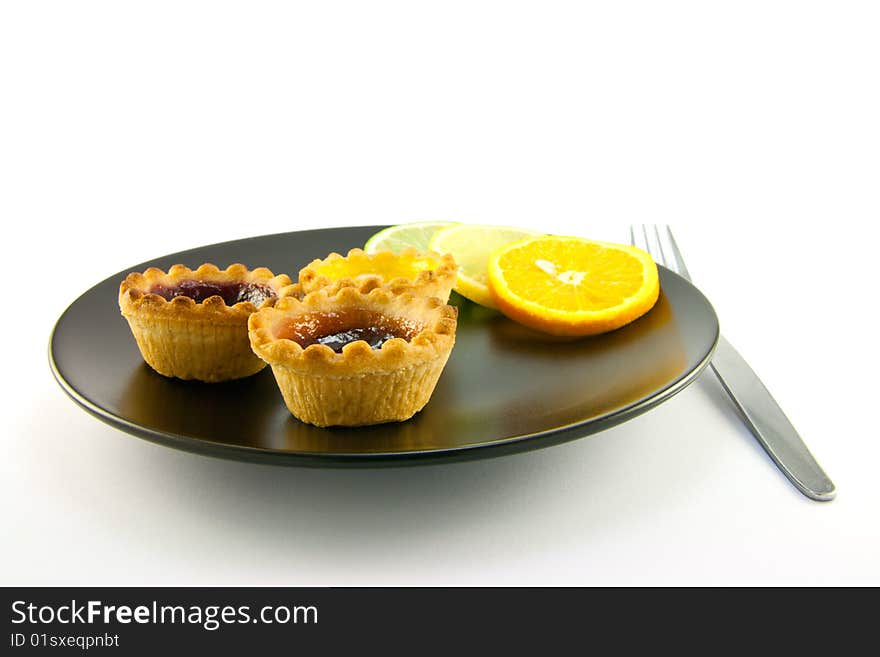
[429,224,543,308]
[364,221,457,255]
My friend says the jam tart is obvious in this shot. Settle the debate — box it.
[248,281,457,427]
[298,247,458,302]
[119,263,294,382]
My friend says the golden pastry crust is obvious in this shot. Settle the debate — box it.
[119,263,294,382]
[119,263,292,323]
[298,247,458,302]
[276,282,305,301]
[249,281,457,426]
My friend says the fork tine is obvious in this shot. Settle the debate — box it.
[640,224,665,266]
[629,224,650,253]
[663,226,692,281]
[630,224,689,279]
[652,224,669,268]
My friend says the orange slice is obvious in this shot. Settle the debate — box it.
[487,236,660,336]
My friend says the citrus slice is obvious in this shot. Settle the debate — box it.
[364,221,457,255]
[429,224,542,307]
[487,236,660,336]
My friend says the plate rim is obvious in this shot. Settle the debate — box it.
[48,225,720,468]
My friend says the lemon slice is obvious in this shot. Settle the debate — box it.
[429,224,543,307]
[364,221,457,255]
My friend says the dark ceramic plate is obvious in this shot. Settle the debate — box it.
[50,225,719,467]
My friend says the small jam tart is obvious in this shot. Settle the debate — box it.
[248,282,457,427]
[119,264,294,382]
[298,247,458,302]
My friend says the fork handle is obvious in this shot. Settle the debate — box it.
[709,336,836,501]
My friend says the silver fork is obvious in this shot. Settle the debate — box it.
[630,225,836,502]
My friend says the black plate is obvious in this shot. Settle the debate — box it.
[50,225,719,467]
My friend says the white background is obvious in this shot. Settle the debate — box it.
[2,1,879,585]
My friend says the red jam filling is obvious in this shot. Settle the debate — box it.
[150,280,274,306]
[278,310,419,353]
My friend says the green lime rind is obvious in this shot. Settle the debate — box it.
[364,221,458,254]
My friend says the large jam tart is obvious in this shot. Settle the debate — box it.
[298,247,458,302]
[119,263,295,382]
[248,282,458,427]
